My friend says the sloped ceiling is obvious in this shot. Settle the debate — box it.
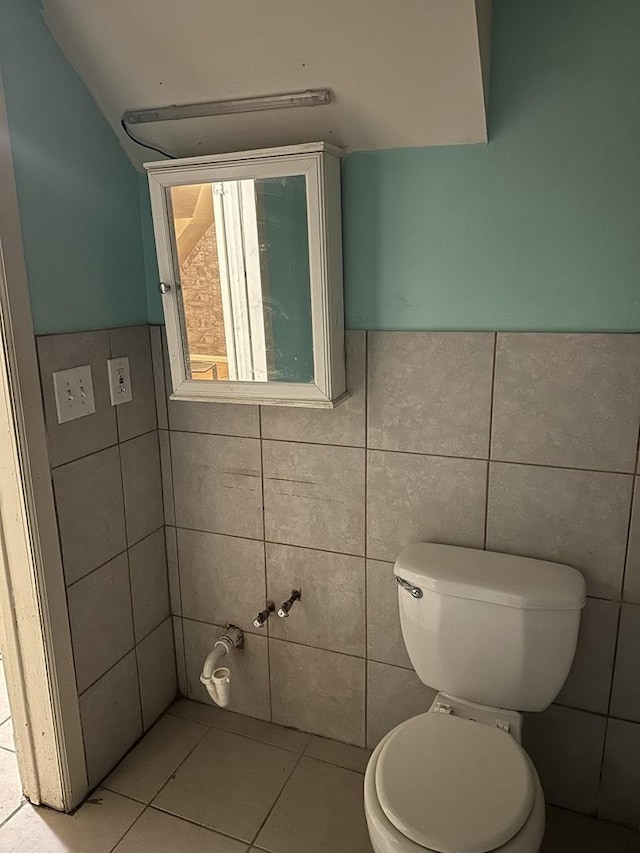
[43,0,491,168]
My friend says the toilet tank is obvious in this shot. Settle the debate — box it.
[395,543,586,712]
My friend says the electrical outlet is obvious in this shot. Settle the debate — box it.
[52,365,96,424]
[107,357,133,405]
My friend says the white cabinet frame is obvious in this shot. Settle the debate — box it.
[146,142,346,408]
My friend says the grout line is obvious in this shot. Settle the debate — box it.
[65,524,165,592]
[49,426,159,472]
[257,407,274,723]
[166,426,640,479]
[363,330,369,747]
[604,423,640,724]
[77,645,138,699]
[77,610,174,701]
[107,805,150,853]
[0,798,27,831]
[483,333,498,549]
[183,615,369,663]
[162,362,188,689]
[170,522,366,559]
[250,749,307,845]
[146,803,253,847]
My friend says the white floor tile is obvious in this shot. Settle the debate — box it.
[0,748,23,824]
[0,660,10,723]
[152,727,297,842]
[255,757,373,853]
[0,718,14,753]
[104,713,207,803]
[0,789,143,853]
[114,807,249,852]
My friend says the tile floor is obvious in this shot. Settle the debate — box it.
[0,653,25,832]
[0,695,637,852]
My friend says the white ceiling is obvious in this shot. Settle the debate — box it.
[43,0,491,169]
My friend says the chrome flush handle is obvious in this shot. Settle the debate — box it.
[396,575,423,599]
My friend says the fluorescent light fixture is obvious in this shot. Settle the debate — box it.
[123,89,332,125]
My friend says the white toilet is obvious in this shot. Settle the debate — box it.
[364,542,586,853]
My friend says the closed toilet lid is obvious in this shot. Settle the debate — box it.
[375,713,535,853]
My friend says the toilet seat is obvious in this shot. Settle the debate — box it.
[374,713,535,853]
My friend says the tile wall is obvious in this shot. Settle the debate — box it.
[37,327,176,788]
[153,327,640,829]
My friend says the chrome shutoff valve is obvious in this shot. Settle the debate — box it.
[278,590,301,618]
[253,602,275,629]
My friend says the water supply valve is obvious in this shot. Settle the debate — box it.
[253,601,275,628]
[277,589,301,618]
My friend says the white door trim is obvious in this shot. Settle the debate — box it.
[0,74,88,811]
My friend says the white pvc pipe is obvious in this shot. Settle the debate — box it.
[199,627,242,707]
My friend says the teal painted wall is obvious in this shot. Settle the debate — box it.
[260,176,313,383]
[142,0,640,332]
[0,0,147,334]
[342,0,640,331]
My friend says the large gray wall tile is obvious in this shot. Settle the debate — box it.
[492,334,640,472]
[366,661,437,747]
[610,604,640,723]
[53,446,126,585]
[367,450,487,563]
[168,398,259,438]
[261,331,366,447]
[79,652,142,787]
[178,528,265,633]
[624,479,640,603]
[129,529,170,642]
[120,432,164,546]
[110,326,157,442]
[37,330,117,467]
[523,705,606,814]
[136,618,177,730]
[171,432,263,539]
[263,441,365,555]
[598,719,640,827]
[270,640,365,745]
[487,462,633,598]
[182,619,270,720]
[68,554,134,693]
[367,331,494,457]
[556,598,619,714]
[366,560,412,669]
[266,543,365,657]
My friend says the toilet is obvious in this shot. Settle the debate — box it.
[364,542,586,853]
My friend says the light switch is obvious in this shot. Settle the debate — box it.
[52,365,96,424]
[107,357,133,405]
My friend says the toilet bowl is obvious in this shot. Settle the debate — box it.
[364,700,545,853]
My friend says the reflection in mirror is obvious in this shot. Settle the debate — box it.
[169,176,313,384]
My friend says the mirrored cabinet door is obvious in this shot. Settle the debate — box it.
[146,143,345,408]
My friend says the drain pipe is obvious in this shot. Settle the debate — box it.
[199,625,244,707]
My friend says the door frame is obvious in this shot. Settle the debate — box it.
[0,73,88,811]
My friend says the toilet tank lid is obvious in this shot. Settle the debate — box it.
[394,543,586,610]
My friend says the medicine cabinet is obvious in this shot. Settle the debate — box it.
[145,142,345,407]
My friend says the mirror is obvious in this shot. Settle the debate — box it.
[146,143,345,408]
[170,175,313,384]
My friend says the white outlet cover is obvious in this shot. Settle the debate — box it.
[52,365,96,424]
[107,356,133,405]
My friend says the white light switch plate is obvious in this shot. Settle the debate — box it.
[107,357,133,405]
[52,365,96,424]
